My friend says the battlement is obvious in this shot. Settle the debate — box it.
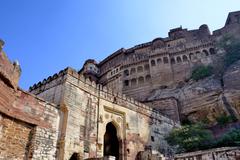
[29,67,177,124]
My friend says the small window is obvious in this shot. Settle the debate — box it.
[171,58,176,64]
[131,78,137,86]
[157,58,162,64]
[163,57,169,64]
[176,56,182,63]
[137,66,143,72]
[151,60,156,66]
[183,55,188,61]
[189,53,194,60]
[209,48,216,55]
[203,50,209,56]
[124,70,129,76]
[138,77,144,84]
[127,149,130,154]
[130,68,136,74]
[151,136,155,142]
[144,64,150,71]
[124,80,129,86]
[146,75,151,81]
[196,51,201,57]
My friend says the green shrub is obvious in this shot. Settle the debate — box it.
[165,123,214,153]
[218,35,240,69]
[224,42,240,68]
[216,114,233,127]
[217,128,240,147]
[191,65,213,81]
[165,123,240,153]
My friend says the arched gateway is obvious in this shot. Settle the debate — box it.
[104,122,120,160]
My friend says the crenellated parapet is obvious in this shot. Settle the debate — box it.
[29,67,68,94]
[30,66,178,125]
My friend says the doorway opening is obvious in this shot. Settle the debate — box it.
[69,153,80,160]
[104,122,119,159]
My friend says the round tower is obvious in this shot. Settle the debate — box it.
[80,59,99,82]
[199,24,211,37]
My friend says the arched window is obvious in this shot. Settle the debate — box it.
[151,60,156,66]
[157,58,162,64]
[196,51,201,58]
[124,80,129,86]
[138,77,144,84]
[144,64,150,71]
[137,66,143,72]
[163,57,169,64]
[209,48,216,55]
[203,50,209,56]
[176,56,182,63]
[130,68,136,74]
[131,78,137,86]
[171,58,176,64]
[183,55,188,62]
[145,75,151,82]
[189,53,194,60]
[124,70,129,76]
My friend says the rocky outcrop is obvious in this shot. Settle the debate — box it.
[147,76,225,124]
[146,59,240,124]
[223,60,240,119]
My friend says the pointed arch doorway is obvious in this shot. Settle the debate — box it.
[104,122,120,160]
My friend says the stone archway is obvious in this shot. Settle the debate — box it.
[104,122,120,160]
[69,153,80,160]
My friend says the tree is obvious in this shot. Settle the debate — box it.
[165,123,214,153]
[217,35,240,69]
[191,65,213,81]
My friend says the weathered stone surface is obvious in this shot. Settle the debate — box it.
[29,67,178,160]
[0,113,33,160]
[0,48,59,159]
[147,76,226,123]
[0,50,21,90]
[174,147,240,160]
[223,59,240,119]
[1,10,240,160]
[71,11,240,125]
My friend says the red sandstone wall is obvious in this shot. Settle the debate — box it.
[0,52,21,90]
[0,50,60,159]
[0,113,34,159]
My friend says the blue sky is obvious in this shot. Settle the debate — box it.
[1,0,239,89]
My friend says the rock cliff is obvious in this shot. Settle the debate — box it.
[146,58,240,124]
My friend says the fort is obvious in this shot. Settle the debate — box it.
[0,11,240,160]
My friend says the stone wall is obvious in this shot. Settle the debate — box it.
[0,113,34,160]
[0,50,60,160]
[96,25,215,102]
[82,11,240,124]
[64,68,178,159]
[144,98,180,122]
[30,67,179,160]
[174,147,240,160]
[0,49,21,90]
